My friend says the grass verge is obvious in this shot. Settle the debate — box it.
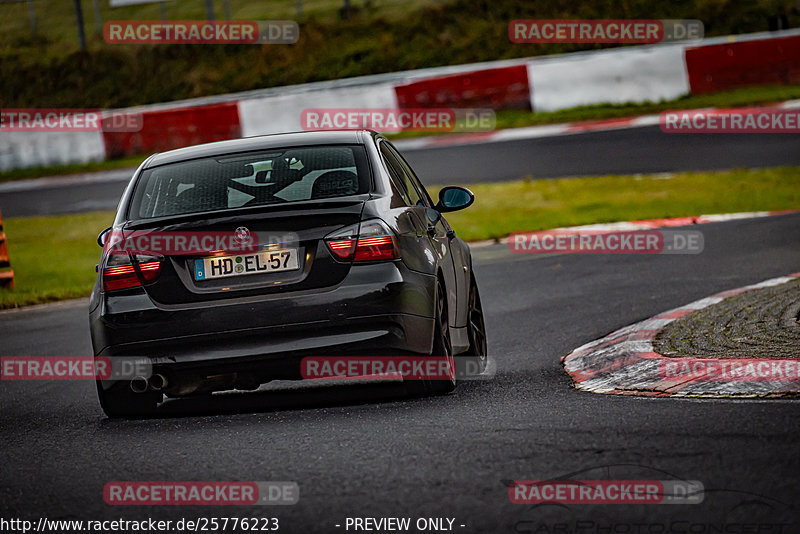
[441,167,800,241]
[0,211,114,309]
[1,166,799,309]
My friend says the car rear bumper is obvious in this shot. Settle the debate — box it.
[91,262,437,384]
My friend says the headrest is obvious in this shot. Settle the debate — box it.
[311,170,358,199]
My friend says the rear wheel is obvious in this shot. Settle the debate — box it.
[458,274,487,378]
[96,380,161,418]
[406,280,456,396]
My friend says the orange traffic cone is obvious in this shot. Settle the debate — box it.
[0,208,15,290]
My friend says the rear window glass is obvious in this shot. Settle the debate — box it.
[129,145,370,220]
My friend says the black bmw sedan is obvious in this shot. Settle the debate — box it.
[90,130,487,417]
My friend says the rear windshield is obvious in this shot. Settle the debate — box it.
[129,145,371,220]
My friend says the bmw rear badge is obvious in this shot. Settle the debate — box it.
[234,226,250,243]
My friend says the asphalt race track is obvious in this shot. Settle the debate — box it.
[3,126,800,217]
[2,212,799,531]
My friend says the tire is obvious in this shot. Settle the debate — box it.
[96,380,161,418]
[458,273,488,379]
[406,279,456,396]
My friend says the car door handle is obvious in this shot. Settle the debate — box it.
[427,225,436,237]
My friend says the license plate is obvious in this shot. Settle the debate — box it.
[194,249,299,281]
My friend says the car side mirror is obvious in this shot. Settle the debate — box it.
[435,186,474,213]
[97,227,112,247]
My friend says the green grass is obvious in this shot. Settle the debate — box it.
[0,211,114,309]
[440,167,800,241]
[2,166,799,309]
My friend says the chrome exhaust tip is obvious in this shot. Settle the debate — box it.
[148,374,168,391]
[130,376,149,393]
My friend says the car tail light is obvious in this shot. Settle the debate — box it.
[354,235,397,261]
[102,254,162,291]
[326,220,399,262]
[327,239,357,260]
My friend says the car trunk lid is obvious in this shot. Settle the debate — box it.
[120,196,367,305]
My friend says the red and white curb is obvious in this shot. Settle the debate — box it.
[395,99,800,151]
[468,210,798,249]
[562,273,800,397]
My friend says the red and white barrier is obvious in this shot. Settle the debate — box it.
[527,43,689,112]
[2,29,799,171]
[685,34,800,94]
[102,102,241,158]
[0,131,105,172]
[394,65,531,110]
[237,83,398,138]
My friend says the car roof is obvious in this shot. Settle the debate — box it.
[143,130,378,168]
